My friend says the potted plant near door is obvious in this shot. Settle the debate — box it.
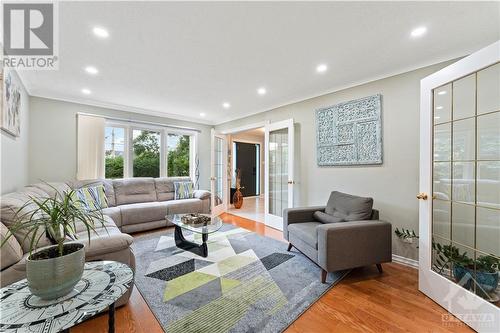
[433,242,499,300]
[1,185,107,300]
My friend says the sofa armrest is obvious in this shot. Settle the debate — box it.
[317,220,392,271]
[283,206,325,240]
[193,190,210,200]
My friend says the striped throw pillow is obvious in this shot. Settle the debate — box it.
[72,185,108,211]
[174,182,194,200]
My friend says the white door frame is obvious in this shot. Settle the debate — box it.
[264,118,294,230]
[419,41,499,332]
[211,129,228,216]
[218,121,268,214]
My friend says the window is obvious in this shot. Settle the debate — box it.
[167,133,190,177]
[105,126,125,178]
[133,129,161,177]
[104,122,196,179]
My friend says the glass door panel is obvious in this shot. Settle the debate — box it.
[269,128,288,217]
[265,119,294,230]
[211,132,227,216]
[431,62,500,305]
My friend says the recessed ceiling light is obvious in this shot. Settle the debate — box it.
[84,66,99,75]
[316,64,328,73]
[93,26,109,38]
[222,102,231,109]
[257,87,267,95]
[81,88,91,95]
[200,112,206,117]
[437,91,447,95]
[436,106,443,110]
[410,26,427,38]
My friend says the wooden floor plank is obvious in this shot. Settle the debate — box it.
[72,213,473,333]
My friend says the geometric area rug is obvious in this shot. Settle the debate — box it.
[132,224,349,333]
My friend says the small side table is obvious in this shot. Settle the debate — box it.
[0,261,133,333]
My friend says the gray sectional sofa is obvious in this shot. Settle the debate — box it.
[0,176,210,305]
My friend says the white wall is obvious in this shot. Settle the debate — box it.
[1,71,30,194]
[28,97,213,190]
[216,59,457,260]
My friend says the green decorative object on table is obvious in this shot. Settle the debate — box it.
[1,183,107,300]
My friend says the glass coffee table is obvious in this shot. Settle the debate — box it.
[166,214,223,258]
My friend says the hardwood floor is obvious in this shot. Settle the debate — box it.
[72,213,473,333]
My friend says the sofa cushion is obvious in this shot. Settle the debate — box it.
[120,201,169,226]
[101,207,122,228]
[313,211,344,223]
[74,225,133,258]
[154,177,190,201]
[288,222,321,249]
[0,188,53,252]
[67,179,116,207]
[193,189,211,200]
[113,178,157,205]
[325,191,373,222]
[4,225,133,277]
[174,181,194,200]
[166,198,202,215]
[0,222,23,270]
[26,182,71,198]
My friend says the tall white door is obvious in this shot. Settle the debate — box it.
[419,41,499,332]
[265,119,294,230]
[211,130,227,216]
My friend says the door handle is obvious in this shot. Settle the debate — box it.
[287,180,295,184]
[416,193,428,200]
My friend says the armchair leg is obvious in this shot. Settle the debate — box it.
[321,269,327,283]
[376,264,383,273]
[287,243,293,251]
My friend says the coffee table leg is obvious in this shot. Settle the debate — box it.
[109,302,115,333]
[174,226,209,257]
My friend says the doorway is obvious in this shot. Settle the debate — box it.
[227,127,265,223]
[234,141,260,197]
[213,119,295,230]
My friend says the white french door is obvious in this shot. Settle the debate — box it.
[210,130,227,217]
[264,119,294,230]
[419,41,499,332]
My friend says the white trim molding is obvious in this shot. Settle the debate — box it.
[392,254,419,269]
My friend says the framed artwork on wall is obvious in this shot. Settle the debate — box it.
[316,94,383,166]
[1,69,22,137]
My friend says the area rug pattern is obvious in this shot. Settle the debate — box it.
[133,225,348,333]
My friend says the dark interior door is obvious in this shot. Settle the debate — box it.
[235,142,257,197]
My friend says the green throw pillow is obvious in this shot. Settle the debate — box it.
[71,185,108,211]
[174,182,194,200]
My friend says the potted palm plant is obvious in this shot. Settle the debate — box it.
[1,185,107,300]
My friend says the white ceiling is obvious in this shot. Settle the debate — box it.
[19,1,500,125]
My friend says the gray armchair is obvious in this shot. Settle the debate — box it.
[283,191,392,283]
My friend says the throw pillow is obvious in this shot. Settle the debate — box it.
[313,211,345,224]
[325,191,373,221]
[72,185,108,211]
[174,182,194,200]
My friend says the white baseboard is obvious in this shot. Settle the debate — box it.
[392,254,419,269]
